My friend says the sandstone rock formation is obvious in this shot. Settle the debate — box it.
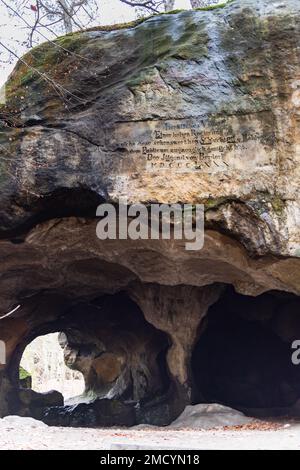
[0,0,299,426]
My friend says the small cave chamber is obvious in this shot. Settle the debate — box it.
[191,286,300,417]
[12,293,171,427]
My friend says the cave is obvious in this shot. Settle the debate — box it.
[0,201,299,427]
[7,293,172,427]
[0,0,299,434]
[192,287,300,417]
[6,282,300,427]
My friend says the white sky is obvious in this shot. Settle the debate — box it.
[0,0,192,86]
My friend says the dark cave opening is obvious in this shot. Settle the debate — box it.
[7,284,300,427]
[192,287,300,416]
[3,187,105,241]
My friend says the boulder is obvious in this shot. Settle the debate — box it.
[0,415,48,428]
[169,403,254,429]
[18,389,64,407]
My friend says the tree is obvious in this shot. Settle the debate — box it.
[190,0,219,7]
[118,1,163,13]
[163,0,175,11]
[163,1,221,13]
[38,0,99,34]
[4,0,100,41]
[0,0,225,73]
[2,0,223,51]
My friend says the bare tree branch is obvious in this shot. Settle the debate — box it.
[164,0,175,12]
[29,0,40,46]
[0,0,96,63]
[39,0,61,16]
[0,40,87,104]
[118,0,161,14]
[190,0,220,8]
[57,0,80,32]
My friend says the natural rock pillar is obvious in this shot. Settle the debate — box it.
[129,283,223,403]
[0,295,70,417]
[0,315,30,417]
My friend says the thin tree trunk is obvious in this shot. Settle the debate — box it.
[59,0,73,33]
[190,0,218,8]
[164,0,176,12]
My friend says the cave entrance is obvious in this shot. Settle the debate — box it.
[192,286,300,417]
[13,293,171,426]
[20,333,85,403]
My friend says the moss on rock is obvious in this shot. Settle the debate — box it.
[270,196,286,216]
[19,366,32,390]
[195,0,234,11]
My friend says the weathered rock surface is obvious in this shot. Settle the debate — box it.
[0,0,299,427]
[0,0,299,257]
[16,389,64,421]
[19,389,63,408]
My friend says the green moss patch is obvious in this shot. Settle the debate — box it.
[19,366,31,381]
[1,1,233,116]
[82,1,233,34]
[196,0,234,12]
[270,196,286,216]
[198,196,234,211]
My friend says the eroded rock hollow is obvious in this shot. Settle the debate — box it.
[0,0,299,426]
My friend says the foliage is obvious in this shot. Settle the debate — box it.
[19,365,31,380]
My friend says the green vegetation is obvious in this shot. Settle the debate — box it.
[19,366,31,381]
[250,192,286,218]
[1,0,234,112]
[196,0,234,11]
[270,196,286,216]
[163,9,185,15]
[19,366,32,389]
[82,1,234,34]
[202,196,231,210]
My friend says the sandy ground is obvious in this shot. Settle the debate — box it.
[0,417,300,450]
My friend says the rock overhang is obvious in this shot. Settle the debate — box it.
[0,0,299,254]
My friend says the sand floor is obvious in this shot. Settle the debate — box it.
[0,417,300,450]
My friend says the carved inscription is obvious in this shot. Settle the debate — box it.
[109,117,277,173]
